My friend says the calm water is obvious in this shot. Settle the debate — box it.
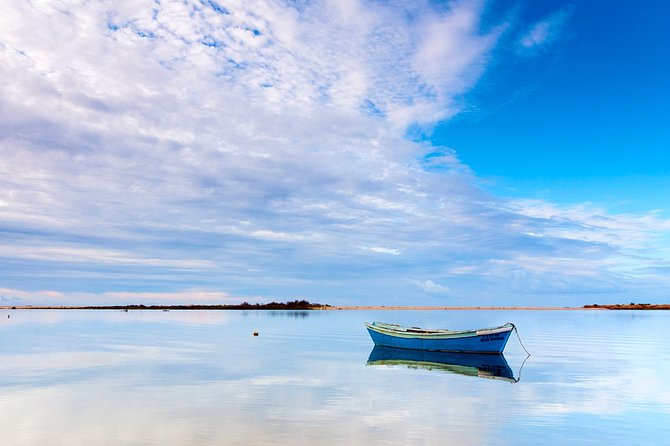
[1,309,669,445]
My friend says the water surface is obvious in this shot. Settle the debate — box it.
[1,309,669,445]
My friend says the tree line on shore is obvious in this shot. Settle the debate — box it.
[5,300,329,310]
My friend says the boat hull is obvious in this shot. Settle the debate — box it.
[365,322,514,354]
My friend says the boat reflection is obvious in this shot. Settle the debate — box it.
[366,346,518,382]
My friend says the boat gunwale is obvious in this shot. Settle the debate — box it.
[365,321,514,339]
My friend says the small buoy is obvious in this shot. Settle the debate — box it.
[253,331,259,336]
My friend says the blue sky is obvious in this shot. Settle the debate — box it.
[0,0,668,306]
[436,0,670,213]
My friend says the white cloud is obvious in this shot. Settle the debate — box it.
[363,246,401,256]
[518,7,572,54]
[410,279,450,294]
[103,290,234,302]
[520,21,551,48]
[411,1,502,115]
[0,287,251,306]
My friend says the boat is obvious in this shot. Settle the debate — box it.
[364,321,515,354]
[366,346,517,382]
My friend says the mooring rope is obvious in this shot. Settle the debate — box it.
[511,323,531,357]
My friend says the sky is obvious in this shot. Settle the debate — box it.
[0,0,668,307]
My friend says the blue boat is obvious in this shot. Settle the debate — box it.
[367,346,517,382]
[365,321,515,353]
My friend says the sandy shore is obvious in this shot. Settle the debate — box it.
[319,305,592,310]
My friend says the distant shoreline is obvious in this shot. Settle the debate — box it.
[2,303,669,310]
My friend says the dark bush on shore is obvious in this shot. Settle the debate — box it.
[5,301,331,311]
[235,300,323,309]
[47,300,330,311]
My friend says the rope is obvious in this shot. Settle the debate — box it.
[511,323,531,357]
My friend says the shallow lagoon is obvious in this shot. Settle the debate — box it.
[1,309,669,445]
